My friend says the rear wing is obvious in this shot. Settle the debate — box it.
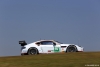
[19,40,27,46]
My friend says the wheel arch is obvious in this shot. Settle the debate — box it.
[27,47,39,54]
[66,45,78,52]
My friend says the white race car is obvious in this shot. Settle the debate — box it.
[19,40,84,55]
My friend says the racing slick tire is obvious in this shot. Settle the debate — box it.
[28,47,39,55]
[66,45,77,52]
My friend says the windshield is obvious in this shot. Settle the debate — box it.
[55,41,63,44]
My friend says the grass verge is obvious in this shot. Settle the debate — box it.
[0,52,100,67]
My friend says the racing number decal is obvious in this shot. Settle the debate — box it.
[54,47,60,52]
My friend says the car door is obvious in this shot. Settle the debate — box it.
[40,41,54,53]
[53,42,61,53]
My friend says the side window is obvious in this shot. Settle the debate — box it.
[41,41,55,45]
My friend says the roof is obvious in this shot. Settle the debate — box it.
[34,40,55,43]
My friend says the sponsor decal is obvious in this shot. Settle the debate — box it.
[54,47,60,52]
[48,50,51,52]
[62,48,65,52]
[62,48,64,50]
[48,47,61,52]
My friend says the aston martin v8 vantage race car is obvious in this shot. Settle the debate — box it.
[19,40,84,55]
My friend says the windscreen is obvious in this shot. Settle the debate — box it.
[55,41,63,44]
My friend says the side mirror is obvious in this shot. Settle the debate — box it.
[53,43,56,46]
[36,42,41,46]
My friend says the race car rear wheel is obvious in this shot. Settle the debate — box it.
[28,47,39,55]
[66,45,77,52]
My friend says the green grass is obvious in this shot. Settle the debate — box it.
[0,52,100,67]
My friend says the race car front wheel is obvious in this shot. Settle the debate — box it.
[66,45,77,52]
[28,47,39,55]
